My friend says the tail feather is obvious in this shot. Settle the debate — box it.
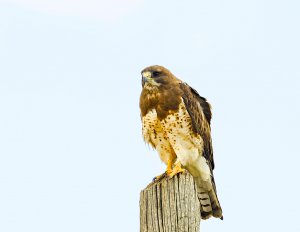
[194,177,223,220]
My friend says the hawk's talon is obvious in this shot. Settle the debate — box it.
[152,163,173,182]
[152,172,167,182]
[167,162,185,179]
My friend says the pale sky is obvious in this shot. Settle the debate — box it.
[0,0,142,20]
[0,0,300,231]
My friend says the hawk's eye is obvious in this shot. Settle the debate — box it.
[152,71,161,77]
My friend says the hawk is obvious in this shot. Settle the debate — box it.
[139,65,223,220]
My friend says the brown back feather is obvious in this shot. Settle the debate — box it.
[179,82,215,170]
[189,86,212,124]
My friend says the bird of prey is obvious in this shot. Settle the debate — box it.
[139,65,223,220]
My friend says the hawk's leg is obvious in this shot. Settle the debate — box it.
[168,161,185,178]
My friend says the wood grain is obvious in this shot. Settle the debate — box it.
[140,172,201,232]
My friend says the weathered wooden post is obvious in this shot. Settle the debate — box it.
[140,172,201,232]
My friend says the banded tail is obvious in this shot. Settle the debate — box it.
[194,176,223,220]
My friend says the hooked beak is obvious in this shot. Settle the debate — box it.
[141,71,151,87]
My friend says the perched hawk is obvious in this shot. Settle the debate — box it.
[139,65,223,220]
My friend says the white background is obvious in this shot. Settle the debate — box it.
[0,0,299,231]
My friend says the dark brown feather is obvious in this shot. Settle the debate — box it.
[189,86,212,125]
[179,82,215,170]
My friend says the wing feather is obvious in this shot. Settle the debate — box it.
[179,82,215,170]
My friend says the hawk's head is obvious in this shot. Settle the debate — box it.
[141,65,175,88]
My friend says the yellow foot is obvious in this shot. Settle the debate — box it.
[168,162,185,178]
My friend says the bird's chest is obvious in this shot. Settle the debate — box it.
[141,102,194,147]
[160,102,195,139]
[140,89,182,120]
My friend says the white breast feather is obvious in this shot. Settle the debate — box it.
[142,109,175,165]
[142,99,211,182]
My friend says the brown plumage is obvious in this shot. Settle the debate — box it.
[139,65,223,220]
